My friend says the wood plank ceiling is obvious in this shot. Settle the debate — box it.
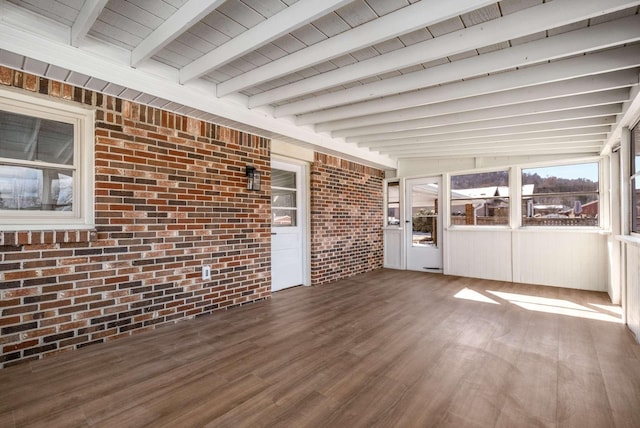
[1,0,639,169]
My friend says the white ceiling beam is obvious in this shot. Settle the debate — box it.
[389,146,603,159]
[131,0,226,67]
[384,145,605,158]
[257,2,640,110]
[337,89,629,140]
[297,45,640,126]
[382,138,605,156]
[379,140,608,159]
[316,70,639,132]
[216,0,496,97]
[364,123,613,150]
[0,18,395,169]
[70,0,108,47]
[602,75,640,154]
[360,119,616,148]
[179,0,353,84]
[350,105,621,144]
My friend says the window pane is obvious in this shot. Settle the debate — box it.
[0,165,73,211]
[522,163,598,193]
[450,171,509,225]
[522,194,598,226]
[387,181,400,225]
[273,209,296,227]
[633,125,640,233]
[634,124,640,175]
[523,162,598,227]
[272,189,296,208]
[272,169,295,188]
[0,111,74,165]
[634,178,640,233]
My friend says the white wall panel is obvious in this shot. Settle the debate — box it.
[513,230,608,291]
[623,241,640,341]
[445,229,512,282]
[383,228,403,269]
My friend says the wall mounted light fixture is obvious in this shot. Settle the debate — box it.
[246,165,261,191]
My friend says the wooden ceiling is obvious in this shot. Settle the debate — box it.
[1,0,639,169]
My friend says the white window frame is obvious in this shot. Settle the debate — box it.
[518,157,604,230]
[0,88,94,230]
[384,178,401,227]
[630,122,640,237]
[449,168,512,229]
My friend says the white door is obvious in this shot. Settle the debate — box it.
[405,177,442,272]
[271,160,306,291]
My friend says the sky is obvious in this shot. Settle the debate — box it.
[523,162,598,182]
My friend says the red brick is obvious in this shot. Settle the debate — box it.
[0,66,12,85]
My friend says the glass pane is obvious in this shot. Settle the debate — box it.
[522,193,598,226]
[272,189,296,208]
[387,202,400,225]
[450,171,509,225]
[388,181,399,203]
[451,171,509,195]
[633,125,640,232]
[411,183,438,247]
[633,124,640,175]
[633,178,640,233]
[273,209,296,227]
[387,181,400,225]
[272,169,295,188]
[522,162,598,227]
[522,163,598,193]
[0,111,74,165]
[450,199,509,225]
[0,165,73,211]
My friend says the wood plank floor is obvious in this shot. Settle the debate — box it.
[1,269,640,427]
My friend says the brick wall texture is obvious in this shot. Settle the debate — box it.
[0,68,272,368]
[311,153,384,285]
[0,67,385,368]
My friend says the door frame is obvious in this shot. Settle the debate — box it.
[271,157,311,288]
[404,175,444,273]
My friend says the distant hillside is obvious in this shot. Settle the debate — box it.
[450,171,597,193]
[522,173,598,193]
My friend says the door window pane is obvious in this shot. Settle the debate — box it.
[272,169,295,189]
[271,168,297,227]
[273,209,296,226]
[411,183,438,247]
[272,189,296,208]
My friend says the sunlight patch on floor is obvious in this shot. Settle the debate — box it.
[454,288,500,305]
[588,303,623,315]
[486,290,622,323]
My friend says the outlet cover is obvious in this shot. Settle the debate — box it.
[202,265,211,280]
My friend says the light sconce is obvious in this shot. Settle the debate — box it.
[246,165,261,191]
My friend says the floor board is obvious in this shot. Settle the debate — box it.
[1,269,639,427]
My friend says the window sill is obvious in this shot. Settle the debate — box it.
[0,229,97,246]
[616,235,640,247]
[446,226,511,231]
[517,226,608,234]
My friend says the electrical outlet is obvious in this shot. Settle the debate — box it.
[202,265,211,280]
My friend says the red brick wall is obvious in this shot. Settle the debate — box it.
[310,153,384,285]
[0,68,271,368]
